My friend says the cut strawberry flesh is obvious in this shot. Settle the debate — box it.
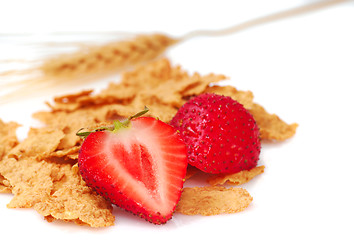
[111,143,157,195]
[78,117,187,223]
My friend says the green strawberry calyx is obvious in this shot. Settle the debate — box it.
[76,106,149,138]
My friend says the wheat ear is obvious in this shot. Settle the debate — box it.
[0,34,177,103]
[40,34,177,78]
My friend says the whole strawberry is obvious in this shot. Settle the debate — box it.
[77,108,188,224]
[170,93,261,174]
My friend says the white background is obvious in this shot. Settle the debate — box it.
[1,0,354,239]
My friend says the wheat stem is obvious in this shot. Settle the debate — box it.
[179,0,350,41]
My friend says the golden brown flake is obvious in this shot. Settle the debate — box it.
[0,157,114,227]
[0,174,11,193]
[0,119,20,160]
[0,120,20,193]
[207,166,265,186]
[6,127,65,161]
[249,104,298,141]
[176,186,253,215]
[204,85,255,109]
[48,146,80,161]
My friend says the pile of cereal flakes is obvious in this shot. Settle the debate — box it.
[0,58,298,227]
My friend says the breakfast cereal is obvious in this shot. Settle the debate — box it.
[0,58,297,227]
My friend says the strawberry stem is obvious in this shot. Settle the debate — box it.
[76,107,149,138]
[129,106,149,120]
[113,106,149,132]
[76,126,112,138]
[113,120,125,131]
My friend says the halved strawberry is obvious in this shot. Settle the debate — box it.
[77,109,188,224]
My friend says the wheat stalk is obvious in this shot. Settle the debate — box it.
[0,0,348,103]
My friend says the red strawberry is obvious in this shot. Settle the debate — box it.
[77,109,188,224]
[170,93,261,174]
